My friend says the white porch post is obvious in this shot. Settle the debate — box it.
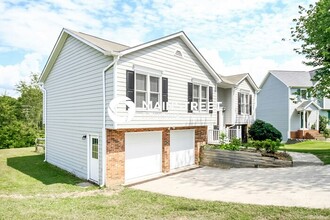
[303,110,306,129]
[316,110,319,131]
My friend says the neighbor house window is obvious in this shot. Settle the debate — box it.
[135,73,160,109]
[298,88,310,100]
[301,89,307,99]
[238,92,252,115]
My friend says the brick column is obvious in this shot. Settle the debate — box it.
[106,129,125,186]
[162,128,170,173]
[195,126,207,165]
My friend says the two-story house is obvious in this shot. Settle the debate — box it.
[214,73,259,143]
[257,70,330,141]
[39,28,230,186]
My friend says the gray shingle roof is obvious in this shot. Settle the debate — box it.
[67,29,129,52]
[269,70,315,87]
[221,73,248,85]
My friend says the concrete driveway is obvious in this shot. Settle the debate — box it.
[132,166,330,209]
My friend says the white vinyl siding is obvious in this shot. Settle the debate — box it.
[113,37,217,129]
[217,88,232,124]
[257,74,289,140]
[231,79,256,125]
[44,36,112,181]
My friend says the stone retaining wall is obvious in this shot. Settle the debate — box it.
[201,149,292,168]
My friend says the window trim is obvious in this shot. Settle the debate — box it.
[191,83,209,113]
[134,71,162,111]
[238,91,253,116]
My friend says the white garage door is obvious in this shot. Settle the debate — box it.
[125,131,162,182]
[170,130,195,170]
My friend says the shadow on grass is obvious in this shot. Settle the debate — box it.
[7,154,82,185]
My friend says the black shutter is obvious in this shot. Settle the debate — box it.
[126,70,135,110]
[249,94,252,115]
[238,92,241,115]
[162,77,168,112]
[187,82,193,113]
[209,87,213,113]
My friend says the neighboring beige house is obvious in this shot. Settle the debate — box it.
[257,70,330,141]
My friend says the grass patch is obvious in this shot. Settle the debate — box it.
[0,147,97,195]
[281,141,330,164]
[1,189,330,220]
[1,147,330,219]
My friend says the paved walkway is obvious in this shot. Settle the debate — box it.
[132,166,330,208]
[288,152,324,166]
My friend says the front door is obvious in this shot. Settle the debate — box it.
[89,136,99,183]
[300,111,310,129]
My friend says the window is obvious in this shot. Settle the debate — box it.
[135,73,160,109]
[298,88,310,100]
[91,138,98,159]
[238,92,252,115]
[193,85,200,105]
[136,74,147,108]
[192,84,208,112]
[301,89,307,99]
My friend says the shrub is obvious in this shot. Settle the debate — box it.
[324,128,330,139]
[262,139,282,153]
[0,121,37,149]
[319,116,329,133]
[249,119,282,141]
[246,140,263,151]
[247,139,281,153]
[230,138,241,148]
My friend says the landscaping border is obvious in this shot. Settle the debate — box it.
[201,149,292,168]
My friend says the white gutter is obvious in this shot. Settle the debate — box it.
[38,83,47,162]
[101,55,120,187]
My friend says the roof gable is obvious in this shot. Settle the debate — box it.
[268,70,315,88]
[296,100,321,111]
[118,31,221,83]
[40,29,221,83]
[219,73,259,91]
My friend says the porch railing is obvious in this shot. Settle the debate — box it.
[208,126,242,144]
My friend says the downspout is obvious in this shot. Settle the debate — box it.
[38,83,47,162]
[287,87,291,140]
[101,55,120,187]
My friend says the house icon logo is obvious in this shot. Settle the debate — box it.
[107,96,136,123]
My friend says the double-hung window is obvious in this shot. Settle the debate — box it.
[192,84,208,112]
[136,74,147,108]
[127,68,168,112]
[135,73,160,109]
[238,92,252,115]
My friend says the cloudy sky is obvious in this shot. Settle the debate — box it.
[0,0,316,97]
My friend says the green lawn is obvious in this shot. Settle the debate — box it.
[0,147,97,195]
[1,147,330,219]
[281,141,330,164]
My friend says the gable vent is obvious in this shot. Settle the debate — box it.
[174,50,183,58]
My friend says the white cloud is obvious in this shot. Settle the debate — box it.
[200,48,310,86]
[0,53,42,97]
[0,0,319,97]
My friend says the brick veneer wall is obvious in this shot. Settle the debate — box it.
[106,126,207,186]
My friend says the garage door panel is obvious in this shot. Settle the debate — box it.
[170,130,195,170]
[125,131,162,182]
[125,132,162,159]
